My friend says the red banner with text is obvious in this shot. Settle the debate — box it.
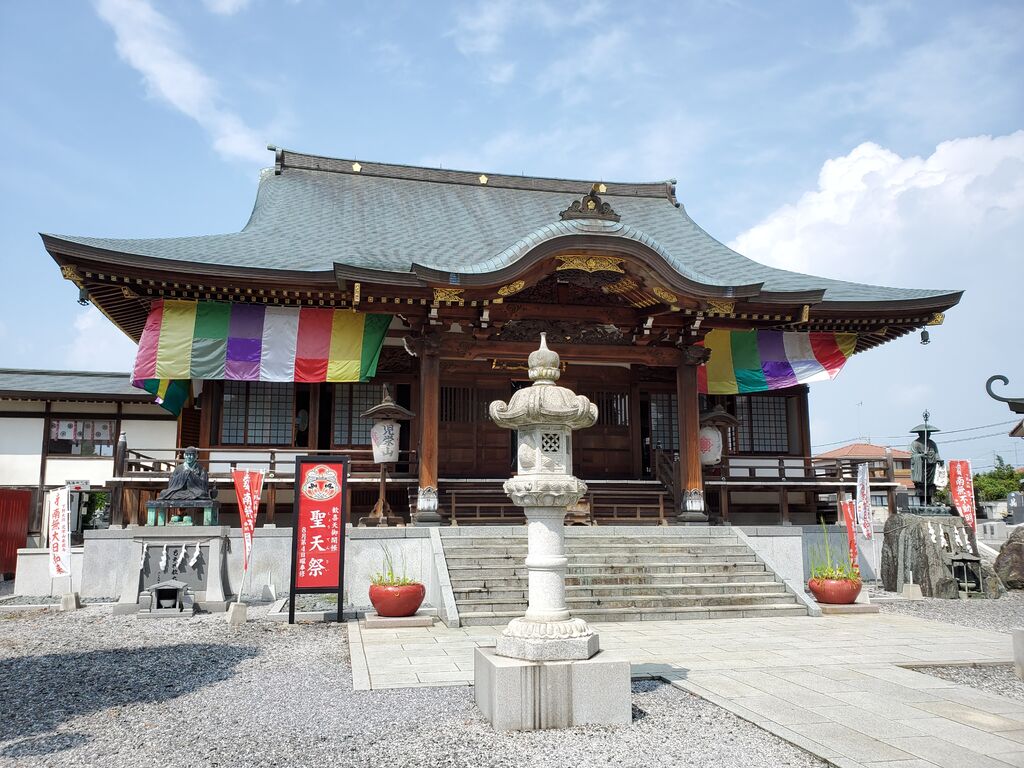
[948,459,977,532]
[232,469,264,571]
[840,500,860,574]
[294,461,346,590]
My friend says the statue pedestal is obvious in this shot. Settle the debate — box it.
[474,648,631,731]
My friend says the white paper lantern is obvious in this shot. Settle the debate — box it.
[698,426,723,466]
[370,420,401,463]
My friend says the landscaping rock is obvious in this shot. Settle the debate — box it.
[996,526,1024,589]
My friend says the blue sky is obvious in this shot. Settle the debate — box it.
[1,0,1022,469]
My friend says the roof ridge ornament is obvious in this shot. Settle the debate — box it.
[559,183,621,222]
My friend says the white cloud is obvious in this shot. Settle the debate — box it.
[841,2,894,50]
[731,132,1024,456]
[202,0,251,15]
[449,0,608,86]
[94,0,266,163]
[64,307,139,372]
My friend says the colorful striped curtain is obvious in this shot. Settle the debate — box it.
[133,300,392,414]
[698,329,857,395]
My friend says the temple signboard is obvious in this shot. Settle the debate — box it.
[288,457,349,623]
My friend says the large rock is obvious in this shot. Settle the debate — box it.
[882,512,1005,599]
[996,527,1024,589]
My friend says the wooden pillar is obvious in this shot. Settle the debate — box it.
[414,339,442,525]
[676,352,707,523]
[780,488,790,525]
[110,429,127,528]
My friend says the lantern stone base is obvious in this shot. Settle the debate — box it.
[496,632,600,661]
[474,647,631,731]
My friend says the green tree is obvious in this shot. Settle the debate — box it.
[973,456,1023,502]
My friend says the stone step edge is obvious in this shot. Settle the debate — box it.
[453,592,797,606]
[457,603,807,620]
[452,581,786,594]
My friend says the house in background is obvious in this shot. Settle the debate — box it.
[0,369,175,576]
[813,442,912,521]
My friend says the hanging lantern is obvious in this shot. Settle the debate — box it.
[698,426,723,466]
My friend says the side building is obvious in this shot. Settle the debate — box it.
[0,369,175,577]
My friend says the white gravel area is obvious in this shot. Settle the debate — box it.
[913,663,1024,702]
[876,588,1024,633]
[0,606,826,768]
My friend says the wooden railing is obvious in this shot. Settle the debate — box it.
[714,456,894,483]
[444,481,670,526]
[120,446,419,479]
[652,448,680,511]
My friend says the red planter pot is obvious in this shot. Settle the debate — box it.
[369,583,426,617]
[807,578,862,605]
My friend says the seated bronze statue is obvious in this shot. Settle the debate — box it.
[158,446,213,501]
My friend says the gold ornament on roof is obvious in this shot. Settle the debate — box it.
[603,277,639,295]
[479,174,488,185]
[433,287,465,304]
[555,255,625,274]
[60,264,82,286]
[706,299,736,315]
[497,280,526,297]
[927,313,944,326]
[121,286,139,300]
[653,287,677,304]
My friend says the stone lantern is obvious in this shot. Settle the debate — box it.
[474,334,631,731]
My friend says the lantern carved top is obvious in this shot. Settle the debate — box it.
[489,334,597,431]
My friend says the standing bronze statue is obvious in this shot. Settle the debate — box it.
[909,417,941,503]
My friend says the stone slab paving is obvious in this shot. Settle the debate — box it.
[351,613,1022,767]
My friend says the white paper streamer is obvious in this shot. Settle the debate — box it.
[189,542,201,567]
[175,544,187,569]
[140,542,148,569]
[159,544,168,572]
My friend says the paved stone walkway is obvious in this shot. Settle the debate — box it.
[349,614,1022,768]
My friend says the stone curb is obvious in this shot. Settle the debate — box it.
[347,620,371,691]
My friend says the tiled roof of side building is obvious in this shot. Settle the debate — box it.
[42,148,961,307]
[815,443,912,460]
[0,369,149,400]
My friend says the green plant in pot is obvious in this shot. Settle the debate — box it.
[368,544,425,618]
[807,521,862,604]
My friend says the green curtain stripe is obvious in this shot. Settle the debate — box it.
[731,330,768,393]
[359,314,392,379]
[193,301,231,338]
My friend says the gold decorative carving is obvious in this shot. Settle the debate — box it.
[800,304,810,323]
[433,287,465,304]
[478,174,488,185]
[497,280,526,297]
[555,255,625,274]
[652,287,677,304]
[351,162,362,173]
[121,286,139,300]
[603,277,639,295]
[927,312,944,326]
[706,299,736,315]
[60,264,82,286]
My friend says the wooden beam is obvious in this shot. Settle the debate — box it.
[415,341,442,524]
[440,337,685,367]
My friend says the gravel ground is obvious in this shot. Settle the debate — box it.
[876,588,1024,633]
[0,606,826,768]
[914,664,1024,702]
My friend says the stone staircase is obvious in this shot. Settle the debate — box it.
[440,528,808,626]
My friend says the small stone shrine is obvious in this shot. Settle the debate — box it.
[881,512,1004,599]
[474,334,631,731]
[138,579,196,617]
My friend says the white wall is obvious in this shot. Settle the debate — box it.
[50,402,118,415]
[44,457,115,486]
[121,419,178,461]
[0,417,44,485]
